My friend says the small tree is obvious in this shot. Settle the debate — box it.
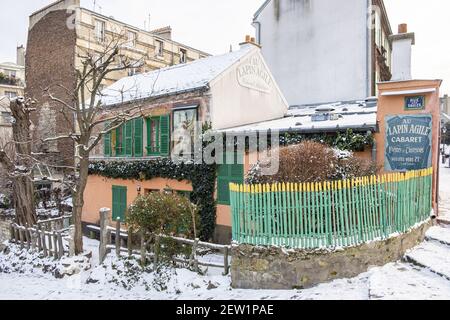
[43,34,149,254]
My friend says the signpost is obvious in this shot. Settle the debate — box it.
[385,115,433,171]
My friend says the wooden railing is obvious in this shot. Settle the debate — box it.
[92,209,231,275]
[230,168,433,249]
[10,215,73,259]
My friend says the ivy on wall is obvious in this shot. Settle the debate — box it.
[88,158,217,241]
[279,129,374,152]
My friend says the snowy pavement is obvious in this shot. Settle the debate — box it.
[0,165,450,300]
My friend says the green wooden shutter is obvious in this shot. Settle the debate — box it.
[124,121,133,156]
[104,123,111,157]
[146,118,152,155]
[133,118,143,157]
[112,186,127,222]
[159,115,170,156]
[217,152,244,205]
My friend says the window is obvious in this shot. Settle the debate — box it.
[1,112,12,124]
[180,48,187,64]
[103,118,143,157]
[217,152,244,205]
[146,115,170,156]
[126,31,136,47]
[172,108,198,158]
[112,186,127,222]
[155,39,164,57]
[95,19,106,42]
[4,91,17,99]
[5,70,16,78]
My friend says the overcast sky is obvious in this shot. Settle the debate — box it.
[0,0,448,94]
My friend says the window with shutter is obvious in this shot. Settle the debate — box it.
[146,115,170,157]
[112,186,127,222]
[115,126,124,156]
[159,115,170,156]
[133,118,143,157]
[104,122,111,157]
[217,152,244,205]
[124,121,133,156]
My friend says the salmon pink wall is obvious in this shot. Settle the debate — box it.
[82,175,193,224]
[375,80,442,213]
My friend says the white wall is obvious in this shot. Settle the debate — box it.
[209,46,288,130]
[255,0,370,106]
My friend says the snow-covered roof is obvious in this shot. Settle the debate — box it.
[220,100,378,134]
[100,45,255,106]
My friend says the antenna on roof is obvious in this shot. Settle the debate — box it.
[93,0,96,11]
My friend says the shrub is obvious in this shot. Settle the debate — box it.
[246,141,378,184]
[127,191,199,238]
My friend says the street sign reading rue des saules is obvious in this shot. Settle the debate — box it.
[385,115,432,171]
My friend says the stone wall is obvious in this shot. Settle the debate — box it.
[231,220,432,290]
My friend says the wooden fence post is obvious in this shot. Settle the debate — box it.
[99,208,111,264]
[36,225,42,251]
[223,246,230,276]
[53,232,58,259]
[140,230,146,268]
[115,218,121,257]
[127,230,133,257]
[41,230,48,257]
[57,231,64,259]
[68,226,75,257]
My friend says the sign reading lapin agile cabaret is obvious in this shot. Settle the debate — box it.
[385,115,433,171]
[237,54,272,94]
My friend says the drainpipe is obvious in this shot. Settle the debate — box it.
[366,0,371,98]
[252,21,261,45]
[371,138,377,162]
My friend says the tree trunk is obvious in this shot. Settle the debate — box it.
[72,155,90,255]
[0,99,37,226]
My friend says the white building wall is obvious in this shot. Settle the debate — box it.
[209,46,288,130]
[254,0,371,106]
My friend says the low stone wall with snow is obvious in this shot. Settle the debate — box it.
[231,220,432,290]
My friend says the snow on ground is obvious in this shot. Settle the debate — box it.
[439,160,450,220]
[0,165,450,300]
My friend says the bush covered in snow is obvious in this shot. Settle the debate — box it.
[127,192,200,264]
[246,141,378,184]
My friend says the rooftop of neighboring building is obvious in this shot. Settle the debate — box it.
[220,99,378,134]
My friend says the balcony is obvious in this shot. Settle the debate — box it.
[0,74,24,87]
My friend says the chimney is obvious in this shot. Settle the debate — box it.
[16,45,25,66]
[239,35,261,49]
[389,23,415,81]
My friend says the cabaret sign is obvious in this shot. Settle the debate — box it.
[385,115,432,171]
[237,54,272,93]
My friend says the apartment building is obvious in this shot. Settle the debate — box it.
[26,0,209,166]
[252,0,393,106]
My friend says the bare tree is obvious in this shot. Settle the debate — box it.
[0,97,38,226]
[43,34,149,254]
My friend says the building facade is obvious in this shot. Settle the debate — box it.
[83,42,289,243]
[26,0,209,167]
[252,0,393,106]
[0,46,26,144]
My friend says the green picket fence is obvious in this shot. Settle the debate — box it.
[230,168,433,249]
